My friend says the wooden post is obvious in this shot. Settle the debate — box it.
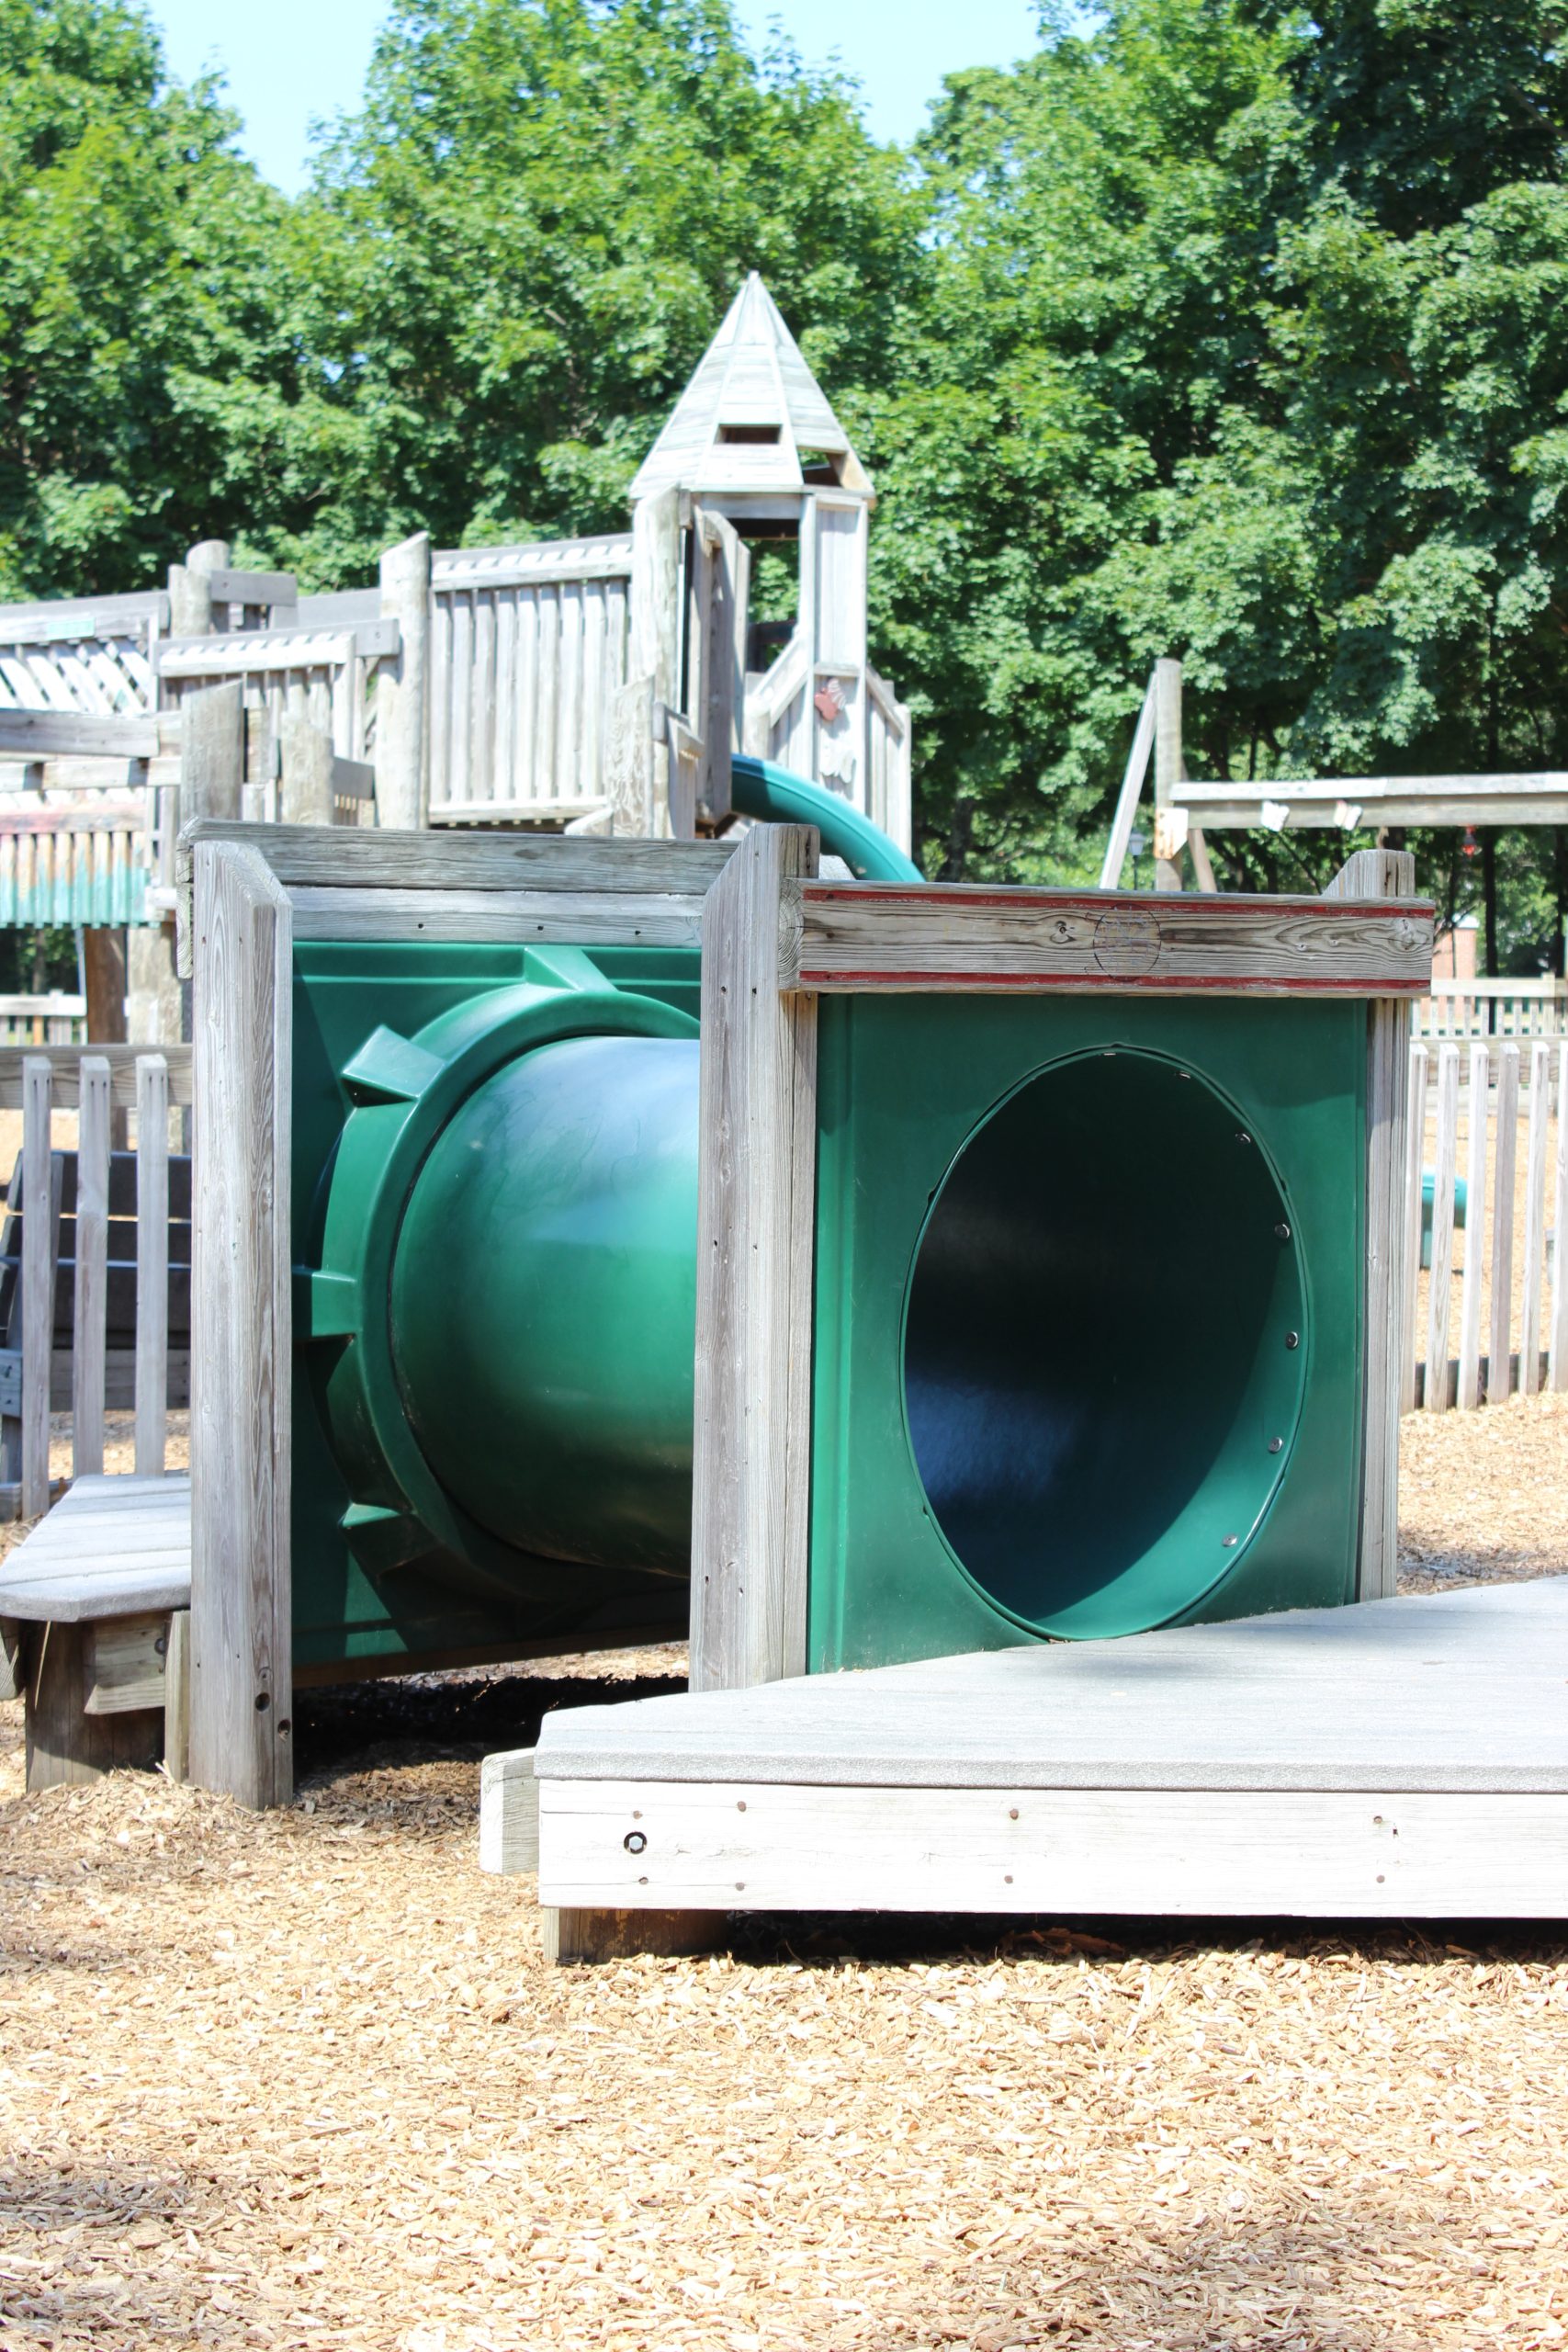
[1423,1044,1461,1412]
[627,486,681,839]
[278,713,335,826]
[1551,1044,1568,1391]
[167,539,230,639]
[190,842,294,1807]
[1520,1042,1551,1395]
[134,1053,169,1476]
[1325,846,1417,1593]
[375,532,431,831]
[1457,1040,1490,1408]
[73,1056,111,1478]
[1488,1045,1520,1403]
[1153,657,1183,890]
[164,1607,191,1783]
[180,680,244,823]
[20,1057,56,1521]
[1099,678,1156,889]
[688,823,820,1692]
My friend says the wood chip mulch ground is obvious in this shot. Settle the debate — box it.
[2,1397,1566,2351]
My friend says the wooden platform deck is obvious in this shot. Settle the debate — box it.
[533,1580,1568,1924]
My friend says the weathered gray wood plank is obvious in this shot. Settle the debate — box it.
[1325,848,1419,1593]
[72,1056,111,1477]
[180,820,734,895]
[536,1576,1568,1794]
[690,824,820,1693]
[190,843,293,1807]
[0,708,160,760]
[783,881,1433,996]
[479,1747,539,1874]
[134,1053,169,1475]
[20,1057,55,1521]
[539,1780,1568,1919]
[20,1619,163,1790]
[288,885,705,947]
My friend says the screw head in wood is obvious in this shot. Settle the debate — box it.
[624,1830,648,1854]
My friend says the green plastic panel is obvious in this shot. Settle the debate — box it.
[290,940,700,1671]
[808,994,1368,1671]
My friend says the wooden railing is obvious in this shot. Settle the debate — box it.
[0,994,85,1046]
[1407,1039,1568,1411]
[1414,978,1567,1039]
[0,1046,192,1519]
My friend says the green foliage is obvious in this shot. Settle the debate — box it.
[0,0,308,596]
[276,0,923,581]
[8,0,1568,963]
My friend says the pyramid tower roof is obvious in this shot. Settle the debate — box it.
[629,274,872,503]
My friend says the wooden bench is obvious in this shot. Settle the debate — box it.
[0,1473,192,1790]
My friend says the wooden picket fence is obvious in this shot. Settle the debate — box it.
[0,1046,192,1520]
[1407,1037,1568,1412]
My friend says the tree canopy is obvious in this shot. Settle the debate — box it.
[6,0,1568,962]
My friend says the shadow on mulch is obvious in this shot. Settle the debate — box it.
[291,1665,686,1782]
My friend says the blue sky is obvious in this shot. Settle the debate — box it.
[144,1,1042,192]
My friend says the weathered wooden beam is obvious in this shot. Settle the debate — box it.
[782,881,1434,997]
[0,709,160,761]
[1184,773,1568,829]
[190,842,293,1808]
[689,824,820,1694]
[288,885,705,946]
[179,820,735,899]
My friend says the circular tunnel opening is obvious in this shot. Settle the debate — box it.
[903,1050,1305,1639]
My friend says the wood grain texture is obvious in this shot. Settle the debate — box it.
[84,1611,169,1714]
[690,825,820,1695]
[288,885,705,947]
[72,1056,110,1477]
[179,682,244,823]
[1325,849,1419,1593]
[134,1053,169,1476]
[190,843,293,1808]
[479,1747,539,1874]
[0,708,160,760]
[783,882,1433,996]
[538,1779,1568,1919]
[20,1618,163,1792]
[20,1057,55,1521]
[178,820,734,899]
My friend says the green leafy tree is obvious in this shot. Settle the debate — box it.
[278,0,923,581]
[0,0,307,597]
